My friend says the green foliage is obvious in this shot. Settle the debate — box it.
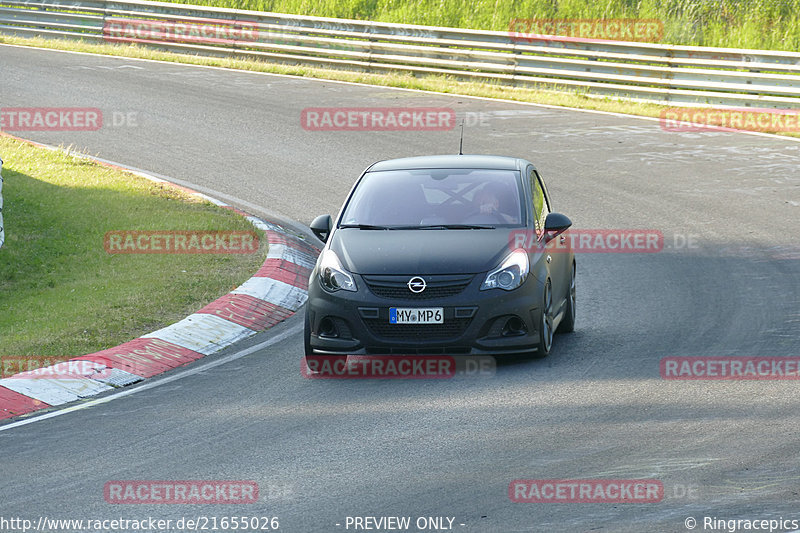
[0,137,265,356]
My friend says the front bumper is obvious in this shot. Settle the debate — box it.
[306,272,545,355]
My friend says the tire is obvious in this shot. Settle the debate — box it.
[304,310,312,356]
[534,279,554,358]
[557,262,576,334]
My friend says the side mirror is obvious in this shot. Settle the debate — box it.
[543,212,572,242]
[310,214,333,242]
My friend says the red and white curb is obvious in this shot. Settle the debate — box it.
[0,136,320,420]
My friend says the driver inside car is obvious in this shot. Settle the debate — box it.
[473,182,519,224]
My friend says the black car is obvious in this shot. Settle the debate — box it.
[304,154,575,357]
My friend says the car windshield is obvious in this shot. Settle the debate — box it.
[340,168,524,228]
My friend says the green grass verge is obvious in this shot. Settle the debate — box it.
[153,0,800,52]
[0,135,266,357]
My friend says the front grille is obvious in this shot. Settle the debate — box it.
[367,286,466,299]
[363,318,472,341]
[365,346,471,355]
[363,274,473,300]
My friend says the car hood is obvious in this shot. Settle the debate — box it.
[330,228,516,275]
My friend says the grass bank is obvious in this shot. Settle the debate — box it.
[0,135,266,357]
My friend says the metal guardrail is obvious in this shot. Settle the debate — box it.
[2,0,800,108]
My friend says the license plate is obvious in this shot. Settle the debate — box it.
[389,307,444,324]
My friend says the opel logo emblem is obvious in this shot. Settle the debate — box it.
[407,276,426,293]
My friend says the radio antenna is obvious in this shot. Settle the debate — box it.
[458,119,464,155]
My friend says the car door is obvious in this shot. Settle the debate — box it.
[530,168,570,315]
[523,166,551,292]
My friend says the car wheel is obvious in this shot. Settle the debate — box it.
[534,279,554,357]
[557,262,576,334]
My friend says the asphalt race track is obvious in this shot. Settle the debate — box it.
[2,44,800,532]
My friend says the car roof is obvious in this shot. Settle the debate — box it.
[367,154,529,172]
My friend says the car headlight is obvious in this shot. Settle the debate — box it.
[481,248,529,291]
[318,249,357,292]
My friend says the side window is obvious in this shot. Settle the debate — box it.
[529,169,549,229]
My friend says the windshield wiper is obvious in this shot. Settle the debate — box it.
[339,223,496,230]
[412,224,496,230]
[338,224,395,230]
